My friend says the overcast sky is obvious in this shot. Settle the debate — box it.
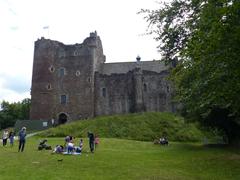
[0,0,164,103]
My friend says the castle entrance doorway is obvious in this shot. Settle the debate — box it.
[58,113,67,124]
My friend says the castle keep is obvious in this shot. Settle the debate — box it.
[30,32,175,124]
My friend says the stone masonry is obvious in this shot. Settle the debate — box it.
[30,32,175,124]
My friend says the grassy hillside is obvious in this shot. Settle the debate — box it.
[39,112,203,142]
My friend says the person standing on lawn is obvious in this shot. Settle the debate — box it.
[87,131,95,153]
[94,135,99,150]
[2,129,9,146]
[18,127,27,152]
[9,131,15,147]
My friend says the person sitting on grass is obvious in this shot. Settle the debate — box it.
[159,137,168,145]
[64,136,70,148]
[67,142,74,154]
[38,139,52,150]
[52,145,64,154]
[79,139,83,149]
[74,146,82,154]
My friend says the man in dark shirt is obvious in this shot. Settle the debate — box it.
[18,127,27,152]
[87,132,95,153]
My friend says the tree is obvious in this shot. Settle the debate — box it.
[140,0,240,144]
[0,98,31,129]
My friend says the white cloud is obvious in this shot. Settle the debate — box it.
[0,0,165,103]
[0,75,30,103]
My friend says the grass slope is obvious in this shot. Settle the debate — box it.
[40,112,203,142]
[0,137,239,180]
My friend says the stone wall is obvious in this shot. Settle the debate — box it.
[142,70,173,112]
[94,72,135,116]
[94,67,173,116]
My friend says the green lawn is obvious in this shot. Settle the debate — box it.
[0,137,239,180]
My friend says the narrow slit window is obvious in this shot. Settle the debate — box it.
[144,83,147,92]
[88,77,91,83]
[167,86,170,93]
[47,83,52,90]
[102,88,106,97]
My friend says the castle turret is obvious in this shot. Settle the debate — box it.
[30,37,58,121]
[133,56,145,112]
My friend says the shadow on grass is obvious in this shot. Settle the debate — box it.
[204,143,228,148]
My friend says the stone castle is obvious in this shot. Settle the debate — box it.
[30,32,175,124]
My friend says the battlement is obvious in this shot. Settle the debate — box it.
[35,31,101,49]
[100,60,168,75]
[90,31,98,38]
[34,31,105,67]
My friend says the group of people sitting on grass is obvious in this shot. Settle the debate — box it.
[39,136,83,155]
[45,136,83,155]
[159,137,168,145]
[63,136,83,154]
[154,136,169,145]
[44,132,100,155]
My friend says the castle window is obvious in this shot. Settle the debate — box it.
[46,83,52,90]
[102,88,106,97]
[87,77,91,83]
[60,95,67,104]
[59,51,65,58]
[167,86,170,93]
[144,83,147,92]
[49,66,55,73]
[76,70,81,76]
[59,68,65,76]
[74,51,79,56]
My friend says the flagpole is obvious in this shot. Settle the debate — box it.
[43,26,50,38]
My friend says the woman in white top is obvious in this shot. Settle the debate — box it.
[2,129,9,146]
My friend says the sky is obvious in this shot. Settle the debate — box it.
[0,0,164,103]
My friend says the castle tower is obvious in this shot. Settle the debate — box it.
[133,56,145,112]
[30,32,105,124]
